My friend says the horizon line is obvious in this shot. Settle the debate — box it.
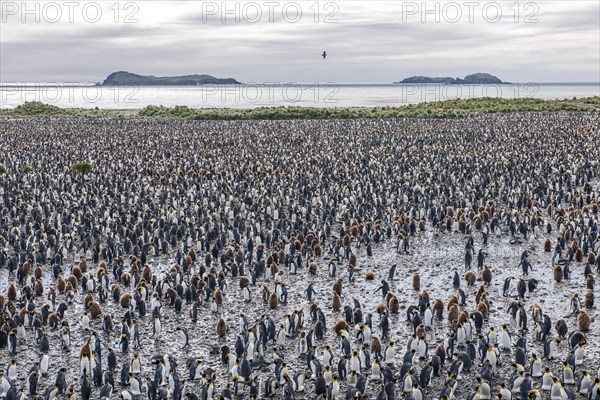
[1,81,599,86]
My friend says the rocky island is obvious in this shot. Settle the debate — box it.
[101,71,241,85]
[397,72,507,84]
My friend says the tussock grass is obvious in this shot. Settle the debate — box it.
[1,98,597,121]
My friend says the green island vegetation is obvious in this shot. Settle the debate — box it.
[397,72,506,84]
[101,71,240,86]
[1,97,598,120]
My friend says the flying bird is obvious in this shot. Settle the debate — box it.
[322,51,327,59]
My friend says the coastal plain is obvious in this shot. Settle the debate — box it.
[0,111,599,399]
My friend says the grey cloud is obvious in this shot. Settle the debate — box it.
[1,1,598,83]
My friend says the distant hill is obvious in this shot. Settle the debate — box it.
[397,73,507,84]
[102,71,241,85]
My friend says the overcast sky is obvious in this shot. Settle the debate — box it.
[1,1,599,83]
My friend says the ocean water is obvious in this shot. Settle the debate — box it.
[0,82,598,109]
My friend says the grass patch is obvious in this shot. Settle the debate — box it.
[0,101,127,119]
[577,96,600,105]
[138,98,595,120]
[72,161,93,173]
[1,98,597,121]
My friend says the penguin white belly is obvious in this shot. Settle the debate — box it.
[411,387,423,400]
[500,332,511,350]
[549,383,563,399]
[130,378,142,395]
[541,373,553,390]
[403,374,413,393]
[579,376,590,395]
[531,360,542,377]
[40,354,50,375]
[384,347,394,364]
[350,357,360,372]
[574,347,584,365]
[563,368,575,384]
[479,384,491,399]
[511,377,523,393]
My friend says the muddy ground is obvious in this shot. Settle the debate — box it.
[1,210,598,399]
[0,114,598,400]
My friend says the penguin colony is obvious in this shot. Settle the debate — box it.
[0,112,600,400]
